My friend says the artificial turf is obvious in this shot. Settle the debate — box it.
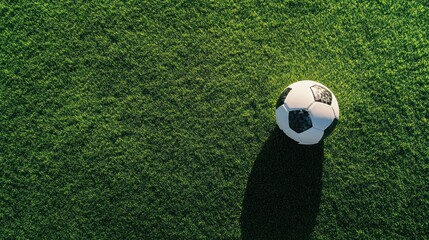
[1,0,428,239]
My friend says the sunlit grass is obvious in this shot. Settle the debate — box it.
[1,1,428,239]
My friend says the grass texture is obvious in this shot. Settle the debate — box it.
[1,0,428,239]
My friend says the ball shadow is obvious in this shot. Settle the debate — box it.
[240,127,324,240]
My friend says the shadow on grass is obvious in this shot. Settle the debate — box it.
[241,127,324,240]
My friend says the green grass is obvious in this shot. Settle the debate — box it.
[1,0,428,239]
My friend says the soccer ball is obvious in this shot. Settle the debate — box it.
[275,80,339,145]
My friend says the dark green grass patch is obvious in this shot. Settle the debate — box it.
[241,127,324,239]
[1,0,428,239]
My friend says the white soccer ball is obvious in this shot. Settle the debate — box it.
[275,80,339,145]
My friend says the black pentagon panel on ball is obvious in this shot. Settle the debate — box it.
[275,87,292,108]
[288,110,312,133]
[311,85,332,105]
[322,118,338,140]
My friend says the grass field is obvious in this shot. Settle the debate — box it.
[1,0,428,239]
